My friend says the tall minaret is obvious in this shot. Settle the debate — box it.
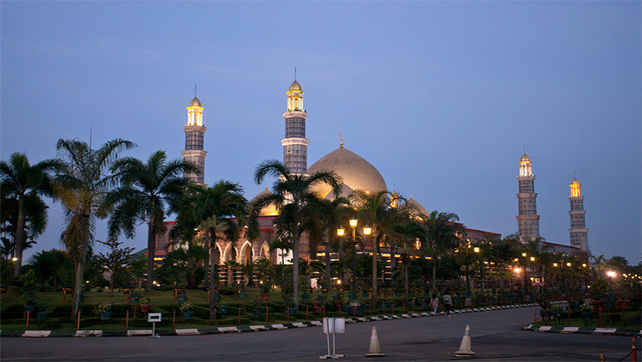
[569,177,589,256]
[181,94,207,184]
[281,78,309,174]
[516,153,540,242]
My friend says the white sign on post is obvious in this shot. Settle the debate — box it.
[320,317,345,359]
[148,313,162,338]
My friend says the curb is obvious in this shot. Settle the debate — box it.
[1,303,539,338]
[522,323,642,337]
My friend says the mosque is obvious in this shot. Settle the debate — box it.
[153,78,590,285]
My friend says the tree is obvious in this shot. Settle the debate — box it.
[173,181,248,320]
[0,152,62,276]
[349,189,393,306]
[28,249,74,289]
[55,138,135,321]
[417,211,464,295]
[96,239,135,296]
[252,160,341,309]
[486,233,519,295]
[106,150,198,290]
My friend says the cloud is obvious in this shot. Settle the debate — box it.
[5,37,165,63]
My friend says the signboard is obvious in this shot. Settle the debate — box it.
[323,317,345,334]
[148,313,162,322]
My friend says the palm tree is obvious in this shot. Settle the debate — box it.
[303,196,351,290]
[349,189,394,306]
[486,233,519,296]
[0,152,62,276]
[55,138,135,321]
[106,150,198,290]
[417,210,464,295]
[252,160,341,309]
[173,181,248,320]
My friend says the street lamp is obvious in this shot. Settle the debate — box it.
[337,227,345,289]
[363,225,372,295]
[349,218,358,295]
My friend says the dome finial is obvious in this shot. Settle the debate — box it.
[340,133,343,148]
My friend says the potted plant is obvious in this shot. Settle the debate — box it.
[180,302,193,319]
[95,302,112,321]
[22,291,37,314]
[261,284,271,300]
[253,299,264,317]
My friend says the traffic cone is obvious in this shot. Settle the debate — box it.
[454,324,476,358]
[366,326,385,357]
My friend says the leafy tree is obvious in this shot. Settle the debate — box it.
[96,239,135,296]
[28,249,74,289]
[55,138,135,321]
[0,152,62,276]
[252,159,341,309]
[106,150,198,290]
[173,181,248,320]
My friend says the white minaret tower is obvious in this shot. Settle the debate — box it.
[281,78,309,174]
[569,177,590,257]
[516,153,540,242]
[181,94,207,184]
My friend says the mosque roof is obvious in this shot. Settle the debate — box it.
[406,195,429,216]
[250,187,279,216]
[307,146,387,199]
[289,80,302,91]
[190,97,202,107]
[520,153,531,163]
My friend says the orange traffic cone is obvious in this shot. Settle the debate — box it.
[366,326,385,357]
[454,324,476,358]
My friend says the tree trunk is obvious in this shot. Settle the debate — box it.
[71,210,90,322]
[146,219,156,291]
[13,198,25,277]
[293,232,300,309]
[324,230,331,291]
[371,232,378,307]
[208,231,217,321]
[404,260,409,306]
[431,260,437,295]
[390,244,396,286]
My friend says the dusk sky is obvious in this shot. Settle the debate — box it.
[1,2,640,264]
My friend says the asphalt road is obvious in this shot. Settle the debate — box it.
[1,308,637,361]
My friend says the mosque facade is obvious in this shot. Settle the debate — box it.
[153,78,589,285]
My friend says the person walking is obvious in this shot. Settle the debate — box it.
[430,293,439,316]
[443,291,453,316]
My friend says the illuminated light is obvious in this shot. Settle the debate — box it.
[474,247,480,253]
[337,228,345,237]
[86,280,90,284]
[553,263,558,267]
[566,262,571,267]
[514,267,521,273]
[363,226,372,235]
[582,263,587,268]
[530,257,535,262]
[349,218,358,229]
[154,257,164,261]
[337,280,341,285]
[514,258,519,262]
[522,253,527,258]
[11,257,17,262]
[607,271,617,278]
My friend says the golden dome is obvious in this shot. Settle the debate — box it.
[571,177,580,185]
[307,147,387,199]
[520,153,531,163]
[250,187,279,216]
[289,80,302,91]
[406,195,428,217]
[189,97,202,107]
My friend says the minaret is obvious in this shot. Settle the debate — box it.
[281,78,309,174]
[181,94,207,184]
[516,153,540,242]
[569,177,590,256]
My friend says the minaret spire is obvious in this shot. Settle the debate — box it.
[569,176,589,257]
[516,152,540,242]
[182,92,207,184]
[281,76,309,174]
[340,133,343,148]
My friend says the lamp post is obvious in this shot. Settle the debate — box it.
[349,218,358,295]
[337,227,345,290]
[474,246,483,296]
[363,225,372,295]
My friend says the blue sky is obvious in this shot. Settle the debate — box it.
[1,1,640,263]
